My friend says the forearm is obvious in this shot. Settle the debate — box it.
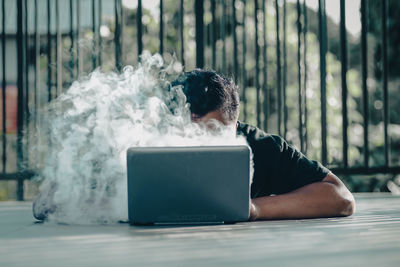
[251,173,355,220]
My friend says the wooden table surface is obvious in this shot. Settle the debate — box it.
[1,193,400,267]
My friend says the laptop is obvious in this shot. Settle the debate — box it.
[126,146,251,225]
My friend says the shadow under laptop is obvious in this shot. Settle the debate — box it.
[119,220,240,229]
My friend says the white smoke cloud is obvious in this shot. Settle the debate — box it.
[31,54,252,224]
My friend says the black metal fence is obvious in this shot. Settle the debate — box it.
[1,0,399,200]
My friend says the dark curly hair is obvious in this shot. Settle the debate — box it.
[171,69,240,124]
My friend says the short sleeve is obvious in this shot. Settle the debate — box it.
[268,135,330,194]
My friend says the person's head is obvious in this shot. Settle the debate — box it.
[171,69,240,126]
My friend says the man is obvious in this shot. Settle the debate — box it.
[34,69,355,221]
[172,69,355,220]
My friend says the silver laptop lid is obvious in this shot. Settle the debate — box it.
[127,146,250,225]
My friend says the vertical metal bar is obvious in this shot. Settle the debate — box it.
[318,0,327,165]
[241,0,247,121]
[275,0,281,136]
[92,0,97,69]
[47,0,52,101]
[211,0,216,69]
[56,0,62,96]
[361,0,369,168]
[23,0,29,167]
[255,0,260,128]
[203,5,207,69]
[282,0,287,139]
[98,0,102,66]
[340,0,348,168]
[297,0,304,152]
[24,0,29,119]
[159,0,164,56]
[195,0,204,68]
[120,0,124,62]
[382,0,390,167]
[69,0,74,80]
[114,0,122,71]
[34,0,39,127]
[263,0,268,131]
[1,0,6,172]
[180,0,184,68]
[221,0,226,72]
[232,0,238,83]
[77,0,82,76]
[137,0,142,59]
[17,0,25,201]
[303,0,308,153]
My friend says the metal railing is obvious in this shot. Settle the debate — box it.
[0,0,398,200]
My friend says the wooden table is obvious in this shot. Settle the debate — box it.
[1,193,399,267]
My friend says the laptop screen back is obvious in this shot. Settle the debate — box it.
[127,146,250,224]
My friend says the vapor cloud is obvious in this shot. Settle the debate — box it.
[31,54,251,224]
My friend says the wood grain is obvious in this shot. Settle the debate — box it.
[1,193,399,267]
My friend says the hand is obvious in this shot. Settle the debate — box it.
[32,182,58,220]
[249,200,259,221]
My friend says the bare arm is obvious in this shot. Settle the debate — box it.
[249,172,355,220]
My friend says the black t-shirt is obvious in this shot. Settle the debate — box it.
[236,121,330,198]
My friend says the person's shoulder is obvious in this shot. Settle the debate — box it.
[236,121,285,149]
